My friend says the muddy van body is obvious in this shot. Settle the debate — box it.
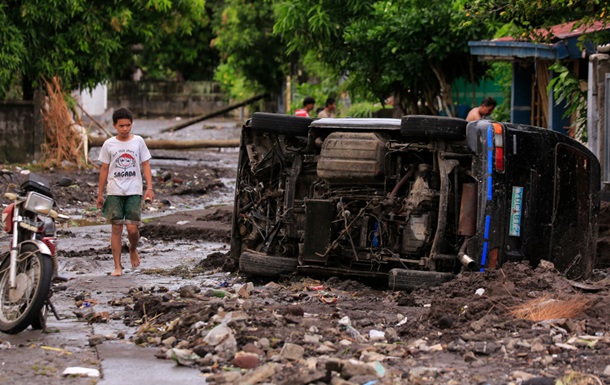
[230,114,599,290]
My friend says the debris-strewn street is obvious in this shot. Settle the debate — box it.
[1,118,610,384]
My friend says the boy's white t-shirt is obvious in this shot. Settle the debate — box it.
[98,135,152,196]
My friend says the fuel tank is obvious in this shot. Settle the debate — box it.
[317,132,388,184]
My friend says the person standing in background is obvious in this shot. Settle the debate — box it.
[295,96,315,117]
[466,97,497,121]
[317,97,336,118]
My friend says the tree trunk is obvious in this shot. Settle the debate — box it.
[431,64,455,117]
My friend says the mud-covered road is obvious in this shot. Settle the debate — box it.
[1,117,610,385]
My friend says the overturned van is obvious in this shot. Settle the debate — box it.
[230,113,600,290]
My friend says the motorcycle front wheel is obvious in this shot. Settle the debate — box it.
[0,244,53,334]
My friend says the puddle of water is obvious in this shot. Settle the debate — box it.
[67,217,107,227]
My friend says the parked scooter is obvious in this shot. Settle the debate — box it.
[0,171,71,334]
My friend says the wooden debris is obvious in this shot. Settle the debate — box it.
[39,77,88,169]
[88,136,239,149]
[160,93,268,133]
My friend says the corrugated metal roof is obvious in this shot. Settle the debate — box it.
[469,20,609,60]
[495,20,609,43]
[468,41,562,60]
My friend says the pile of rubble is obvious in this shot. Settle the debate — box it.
[102,261,610,385]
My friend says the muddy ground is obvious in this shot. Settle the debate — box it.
[1,118,610,384]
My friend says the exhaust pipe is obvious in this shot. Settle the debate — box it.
[457,238,477,271]
[458,252,477,271]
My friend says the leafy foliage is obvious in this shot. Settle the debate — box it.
[290,51,343,115]
[548,62,588,141]
[274,0,495,115]
[487,62,512,122]
[212,0,287,97]
[465,0,610,41]
[342,102,391,118]
[134,1,220,81]
[0,0,211,99]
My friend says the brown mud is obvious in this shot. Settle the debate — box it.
[1,157,610,384]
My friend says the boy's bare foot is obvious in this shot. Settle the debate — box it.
[110,269,122,276]
[130,251,141,269]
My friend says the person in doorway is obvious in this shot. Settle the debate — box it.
[466,97,497,121]
[317,97,336,118]
[96,108,154,276]
[295,96,315,117]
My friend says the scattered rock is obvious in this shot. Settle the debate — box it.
[240,363,280,385]
[237,282,254,298]
[88,335,106,347]
[279,343,304,361]
[232,351,260,369]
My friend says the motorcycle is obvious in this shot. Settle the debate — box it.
[0,170,71,334]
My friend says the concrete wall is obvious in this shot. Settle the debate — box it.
[0,97,44,164]
[107,81,228,117]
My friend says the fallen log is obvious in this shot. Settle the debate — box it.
[88,135,239,149]
[160,93,269,133]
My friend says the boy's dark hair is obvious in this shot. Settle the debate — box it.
[325,97,336,107]
[112,107,133,124]
[482,97,497,107]
[303,96,315,106]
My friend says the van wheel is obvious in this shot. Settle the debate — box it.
[400,116,467,140]
[250,112,312,136]
[239,251,298,277]
[388,268,454,291]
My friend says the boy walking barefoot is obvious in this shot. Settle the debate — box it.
[96,108,154,276]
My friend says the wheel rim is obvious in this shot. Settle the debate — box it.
[0,250,42,324]
[8,273,29,302]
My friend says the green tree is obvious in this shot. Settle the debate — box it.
[133,1,220,81]
[465,0,609,39]
[0,0,211,100]
[212,0,287,99]
[274,0,495,115]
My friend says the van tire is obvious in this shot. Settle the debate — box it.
[239,251,298,276]
[400,115,467,140]
[388,268,454,291]
[250,112,312,136]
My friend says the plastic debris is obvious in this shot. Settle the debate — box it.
[338,316,367,342]
[369,330,385,341]
[372,361,386,377]
[167,348,200,366]
[320,294,338,304]
[62,367,100,377]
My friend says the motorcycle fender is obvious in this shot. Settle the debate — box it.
[19,240,52,257]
